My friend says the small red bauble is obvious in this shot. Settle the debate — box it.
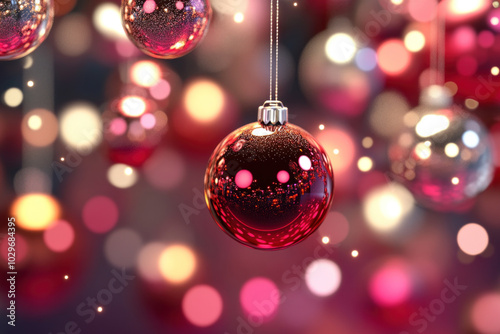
[103,94,167,167]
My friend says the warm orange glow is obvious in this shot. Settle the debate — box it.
[377,40,411,76]
[158,244,197,284]
[184,79,225,123]
[12,194,61,231]
[316,127,356,174]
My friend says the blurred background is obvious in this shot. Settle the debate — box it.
[1,0,500,333]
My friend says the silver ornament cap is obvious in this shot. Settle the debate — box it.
[258,100,288,126]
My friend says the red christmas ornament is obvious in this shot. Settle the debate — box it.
[0,0,54,60]
[103,94,167,167]
[121,0,212,59]
[205,101,334,250]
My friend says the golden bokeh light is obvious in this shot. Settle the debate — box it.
[11,194,61,231]
[184,79,225,123]
[3,87,23,107]
[93,3,127,40]
[445,143,460,158]
[107,164,138,189]
[404,30,426,52]
[158,244,197,284]
[358,157,374,172]
[363,183,415,234]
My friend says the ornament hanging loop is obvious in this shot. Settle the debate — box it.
[258,100,288,126]
[268,0,280,101]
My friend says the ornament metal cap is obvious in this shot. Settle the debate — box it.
[258,100,288,126]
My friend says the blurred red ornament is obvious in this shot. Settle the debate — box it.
[205,101,334,250]
[121,0,212,59]
[103,93,167,167]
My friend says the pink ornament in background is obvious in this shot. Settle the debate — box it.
[121,0,212,59]
[102,92,168,167]
[0,0,54,60]
[205,101,334,250]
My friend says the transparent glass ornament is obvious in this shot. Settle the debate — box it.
[121,0,211,59]
[0,0,54,60]
[389,103,494,211]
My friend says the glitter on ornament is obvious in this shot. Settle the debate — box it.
[205,101,334,250]
[121,0,211,59]
[389,87,494,210]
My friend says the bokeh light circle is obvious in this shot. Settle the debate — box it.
[93,3,127,40]
[408,0,437,22]
[404,30,425,52]
[130,60,162,88]
[105,228,143,268]
[315,126,356,175]
[60,102,103,154]
[325,33,357,64]
[377,39,411,76]
[43,220,75,252]
[158,244,197,284]
[22,109,59,147]
[240,277,280,321]
[305,259,342,297]
[54,14,92,57]
[184,79,225,123]
[471,293,500,334]
[82,196,119,234]
[363,183,415,234]
[107,164,138,189]
[3,87,23,107]
[369,259,412,306]
[457,223,489,256]
[182,285,223,327]
[12,194,61,231]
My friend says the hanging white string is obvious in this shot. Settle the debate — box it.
[269,0,280,101]
[275,0,279,101]
[269,0,274,100]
